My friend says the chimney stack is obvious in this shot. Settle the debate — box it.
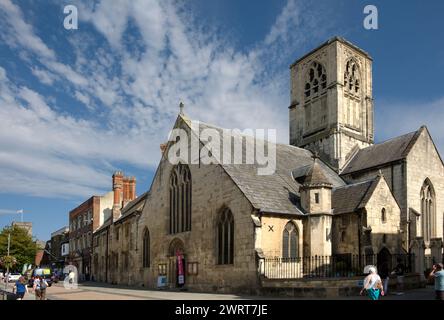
[129,177,136,201]
[112,171,124,220]
[123,177,130,203]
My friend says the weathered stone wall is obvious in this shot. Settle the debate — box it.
[406,129,444,247]
[332,213,359,255]
[260,216,304,257]
[301,186,332,214]
[341,163,406,212]
[304,214,333,256]
[260,273,424,298]
[289,38,373,170]
[342,128,444,250]
[134,158,258,293]
[332,177,401,255]
[363,176,401,254]
[92,227,108,283]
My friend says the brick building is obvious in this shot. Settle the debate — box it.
[68,173,136,281]
[48,226,69,269]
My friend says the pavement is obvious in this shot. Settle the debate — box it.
[0,281,438,300]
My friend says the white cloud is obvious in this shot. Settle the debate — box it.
[0,0,55,60]
[0,0,328,199]
[31,67,57,85]
[0,0,88,90]
[74,91,90,107]
[264,0,300,46]
[0,67,155,198]
[18,87,55,121]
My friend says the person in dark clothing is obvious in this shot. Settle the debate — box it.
[379,262,390,295]
[391,259,405,295]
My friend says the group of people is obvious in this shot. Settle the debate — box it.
[12,275,49,300]
[360,261,444,300]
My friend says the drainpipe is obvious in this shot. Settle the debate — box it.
[357,209,363,268]
[105,227,109,283]
[254,209,264,289]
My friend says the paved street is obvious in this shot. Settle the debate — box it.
[1,281,439,300]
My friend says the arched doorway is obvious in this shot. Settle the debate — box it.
[377,247,392,277]
[168,238,186,288]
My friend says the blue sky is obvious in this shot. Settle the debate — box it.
[0,0,443,241]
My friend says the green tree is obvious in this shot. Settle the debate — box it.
[0,225,37,271]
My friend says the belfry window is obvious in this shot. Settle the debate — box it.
[217,208,234,265]
[169,164,192,234]
[304,61,327,99]
[282,222,299,259]
[344,59,360,94]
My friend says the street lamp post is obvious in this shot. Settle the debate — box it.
[4,233,11,292]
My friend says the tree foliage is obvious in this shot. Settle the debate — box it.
[0,226,37,271]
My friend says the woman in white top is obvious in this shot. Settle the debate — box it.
[360,266,384,300]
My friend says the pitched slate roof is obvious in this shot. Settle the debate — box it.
[332,177,380,214]
[301,158,333,186]
[94,216,113,234]
[182,116,345,215]
[341,128,422,175]
[114,191,148,224]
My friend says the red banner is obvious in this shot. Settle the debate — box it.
[176,250,184,285]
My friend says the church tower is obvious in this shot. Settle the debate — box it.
[289,37,374,171]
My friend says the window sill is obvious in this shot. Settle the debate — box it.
[169,230,192,235]
[215,264,234,267]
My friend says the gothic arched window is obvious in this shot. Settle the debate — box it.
[142,228,150,268]
[217,208,234,265]
[340,231,346,243]
[344,59,360,94]
[421,179,435,243]
[169,164,192,234]
[304,61,327,99]
[282,222,299,259]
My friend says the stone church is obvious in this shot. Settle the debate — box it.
[90,37,443,293]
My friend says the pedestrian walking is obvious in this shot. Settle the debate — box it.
[391,258,405,295]
[428,263,444,300]
[379,262,390,295]
[33,275,49,300]
[360,266,384,300]
[12,276,28,300]
[68,270,75,284]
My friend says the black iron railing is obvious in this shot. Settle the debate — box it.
[262,254,415,279]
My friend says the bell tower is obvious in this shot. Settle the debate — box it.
[289,37,374,171]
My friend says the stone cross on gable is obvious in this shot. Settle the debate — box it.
[179,101,184,115]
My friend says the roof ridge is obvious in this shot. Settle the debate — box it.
[357,176,381,208]
[371,129,418,147]
[333,177,376,190]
